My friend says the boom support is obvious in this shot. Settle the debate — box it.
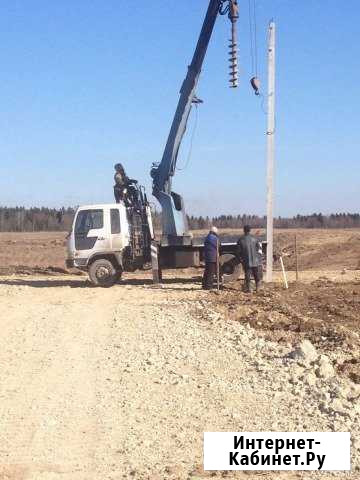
[151,0,238,245]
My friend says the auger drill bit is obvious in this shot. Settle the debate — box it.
[228,0,239,88]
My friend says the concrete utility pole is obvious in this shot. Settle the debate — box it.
[265,20,275,282]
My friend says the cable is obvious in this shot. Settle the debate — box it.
[253,0,258,77]
[248,0,255,75]
[176,104,199,171]
[248,0,259,77]
[258,93,267,115]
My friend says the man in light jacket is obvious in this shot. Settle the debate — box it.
[202,226,220,290]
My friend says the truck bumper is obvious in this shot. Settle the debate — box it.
[66,258,88,269]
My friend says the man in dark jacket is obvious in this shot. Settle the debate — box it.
[202,226,220,290]
[113,163,139,207]
[237,225,262,292]
[114,163,128,203]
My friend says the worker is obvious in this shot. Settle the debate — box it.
[113,163,139,207]
[237,225,262,292]
[202,226,220,290]
[113,163,128,203]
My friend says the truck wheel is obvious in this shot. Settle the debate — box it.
[220,253,241,284]
[88,259,121,287]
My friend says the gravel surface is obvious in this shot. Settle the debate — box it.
[0,274,358,479]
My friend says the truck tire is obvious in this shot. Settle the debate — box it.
[88,259,121,287]
[220,253,241,284]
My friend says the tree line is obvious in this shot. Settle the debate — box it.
[187,212,360,230]
[0,207,75,232]
[0,207,359,232]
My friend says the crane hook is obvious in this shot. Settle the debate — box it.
[250,76,260,95]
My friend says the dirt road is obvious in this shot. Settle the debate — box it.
[0,274,359,479]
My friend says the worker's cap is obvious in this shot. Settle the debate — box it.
[210,226,218,234]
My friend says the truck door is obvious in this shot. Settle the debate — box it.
[110,208,123,251]
[74,208,109,252]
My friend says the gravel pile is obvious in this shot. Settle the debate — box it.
[101,290,359,479]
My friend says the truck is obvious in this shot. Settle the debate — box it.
[66,0,259,287]
[65,192,248,287]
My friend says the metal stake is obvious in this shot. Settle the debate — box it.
[280,256,288,289]
[216,238,220,291]
[295,234,299,282]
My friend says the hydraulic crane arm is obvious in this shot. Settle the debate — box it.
[150,0,239,244]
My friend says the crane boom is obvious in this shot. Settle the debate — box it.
[151,0,238,245]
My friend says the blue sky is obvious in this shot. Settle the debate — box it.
[0,1,359,216]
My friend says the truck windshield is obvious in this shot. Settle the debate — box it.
[75,209,103,234]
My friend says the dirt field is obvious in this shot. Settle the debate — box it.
[1,228,359,273]
[0,230,359,479]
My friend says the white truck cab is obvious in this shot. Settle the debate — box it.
[66,203,153,286]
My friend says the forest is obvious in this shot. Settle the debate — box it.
[0,207,359,232]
